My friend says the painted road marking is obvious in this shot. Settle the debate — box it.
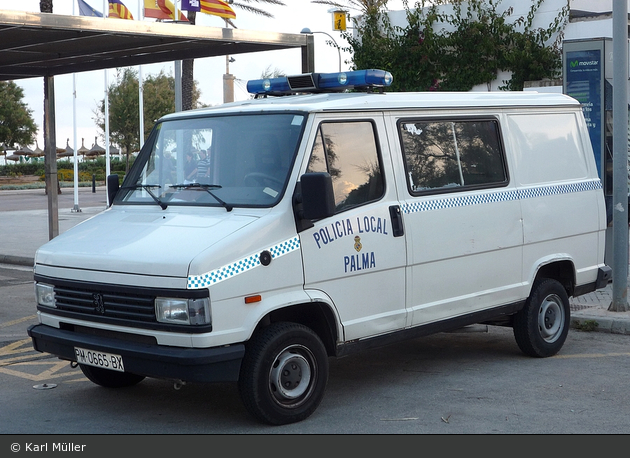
[554,352,630,359]
[0,360,82,381]
[0,339,83,381]
[0,338,37,361]
[0,315,37,329]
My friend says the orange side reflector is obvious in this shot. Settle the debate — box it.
[244,295,262,304]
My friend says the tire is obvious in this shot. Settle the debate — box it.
[79,364,145,388]
[513,278,570,358]
[238,322,329,425]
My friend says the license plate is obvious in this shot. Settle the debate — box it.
[74,347,125,372]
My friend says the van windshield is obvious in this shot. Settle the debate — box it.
[119,113,306,209]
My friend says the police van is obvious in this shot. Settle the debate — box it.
[28,69,611,425]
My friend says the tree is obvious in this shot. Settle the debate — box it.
[97,68,139,173]
[95,68,201,173]
[0,81,38,149]
[182,0,287,110]
[342,0,569,92]
[144,70,201,136]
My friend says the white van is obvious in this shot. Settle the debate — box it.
[28,69,611,425]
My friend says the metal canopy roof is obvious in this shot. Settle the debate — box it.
[0,9,314,81]
[0,10,314,239]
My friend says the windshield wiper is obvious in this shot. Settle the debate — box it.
[122,184,167,210]
[169,183,233,212]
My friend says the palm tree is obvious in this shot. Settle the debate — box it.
[310,0,388,15]
[182,0,287,110]
[224,0,287,28]
[39,0,52,145]
[40,0,60,198]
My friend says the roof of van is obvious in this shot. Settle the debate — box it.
[161,91,581,121]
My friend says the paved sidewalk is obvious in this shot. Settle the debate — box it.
[570,283,630,335]
[0,187,107,266]
[1,188,630,336]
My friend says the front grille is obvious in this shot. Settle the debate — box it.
[54,285,156,323]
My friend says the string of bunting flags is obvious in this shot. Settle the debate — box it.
[77,0,236,21]
[144,0,189,21]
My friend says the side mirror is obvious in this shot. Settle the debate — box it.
[300,172,335,220]
[107,174,119,207]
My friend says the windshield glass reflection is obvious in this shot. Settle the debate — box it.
[120,113,305,209]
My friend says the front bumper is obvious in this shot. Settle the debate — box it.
[27,324,244,383]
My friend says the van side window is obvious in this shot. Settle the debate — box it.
[307,121,384,212]
[399,119,507,194]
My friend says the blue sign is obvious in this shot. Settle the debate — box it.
[565,49,603,177]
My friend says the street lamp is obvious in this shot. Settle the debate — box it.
[224,56,236,103]
[300,28,341,72]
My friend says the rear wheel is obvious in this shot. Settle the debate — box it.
[79,364,145,388]
[238,322,329,425]
[513,278,570,357]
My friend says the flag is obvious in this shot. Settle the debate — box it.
[109,0,134,20]
[200,0,236,20]
[77,0,103,17]
[144,0,189,21]
[182,0,236,20]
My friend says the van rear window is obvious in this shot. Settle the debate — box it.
[505,113,588,185]
[399,118,507,194]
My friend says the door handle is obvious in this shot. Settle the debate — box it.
[389,205,404,237]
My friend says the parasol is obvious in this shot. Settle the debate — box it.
[57,139,74,158]
[14,145,34,156]
[78,138,89,157]
[32,141,44,157]
[86,137,105,159]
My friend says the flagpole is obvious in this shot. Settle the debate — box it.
[72,2,81,212]
[175,1,182,112]
[103,1,111,196]
[139,2,144,148]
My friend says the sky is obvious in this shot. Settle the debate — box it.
[2,0,406,154]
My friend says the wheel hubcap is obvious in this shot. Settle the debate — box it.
[269,345,314,406]
[538,294,564,343]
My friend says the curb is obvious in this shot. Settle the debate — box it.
[570,313,630,335]
[0,255,34,267]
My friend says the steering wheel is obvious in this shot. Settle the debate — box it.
[243,172,284,188]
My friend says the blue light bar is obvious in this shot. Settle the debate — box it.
[246,77,291,95]
[318,69,393,90]
[246,69,393,96]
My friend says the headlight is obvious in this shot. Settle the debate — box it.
[35,283,56,308]
[155,297,211,325]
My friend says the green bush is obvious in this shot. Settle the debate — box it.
[0,162,43,176]
[1,156,133,179]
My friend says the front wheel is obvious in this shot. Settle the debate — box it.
[79,364,145,388]
[238,322,329,425]
[513,278,570,358]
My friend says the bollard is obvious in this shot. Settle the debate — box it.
[92,174,96,193]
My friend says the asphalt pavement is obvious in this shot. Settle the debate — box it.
[1,185,629,335]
